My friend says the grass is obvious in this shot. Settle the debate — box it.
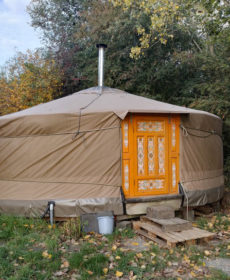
[196,213,230,232]
[0,213,230,279]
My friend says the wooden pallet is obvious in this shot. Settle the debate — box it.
[133,220,215,248]
[141,216,192,232]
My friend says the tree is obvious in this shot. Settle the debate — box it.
[110,0,230,58]
[0,50,63,115]
[28,0,89,94]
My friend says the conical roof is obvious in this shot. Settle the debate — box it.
[1,86,218,120]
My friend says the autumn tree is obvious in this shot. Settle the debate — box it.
[0,50,63,115]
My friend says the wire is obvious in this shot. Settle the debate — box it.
[72,90,103,140]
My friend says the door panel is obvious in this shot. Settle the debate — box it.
[122,114,180,198]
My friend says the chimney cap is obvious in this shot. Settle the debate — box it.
[96,43,107,48]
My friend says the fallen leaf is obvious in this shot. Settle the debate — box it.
[136,253,143,258]
[53,271,65,277]
[42,251,49,258]
[190,271,196,277]
[141,264,146,269]
[208,223,213,228]
[204,250,210,256]
[116,271,123,277]
[109,256,114,262]
[63,261,69,268]
[183,254,190,264]
[87,271,93,275]
[109,262,114,269]
[194,265,199,271]
[132,242,139,246]
[84,235,91,240]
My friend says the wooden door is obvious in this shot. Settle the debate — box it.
[122,114,180,198]
[134,116,169,196]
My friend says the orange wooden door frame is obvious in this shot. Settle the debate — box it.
[122,114,180,198]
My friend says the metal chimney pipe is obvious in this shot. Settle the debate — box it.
[96,44,107,88]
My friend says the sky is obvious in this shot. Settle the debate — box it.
[0,0,42,66]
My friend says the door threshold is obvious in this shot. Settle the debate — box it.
[125,194,182,204]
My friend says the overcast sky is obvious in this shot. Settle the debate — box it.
[0,0,42,66]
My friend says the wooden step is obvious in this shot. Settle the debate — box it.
[146,206,175,219]
[141,216,192,232]
[133,220,215,248]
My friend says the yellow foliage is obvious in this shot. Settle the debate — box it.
[0,50,63,116]
[116,271,123,277]
[110,0,180,58]
[103,268,108,274]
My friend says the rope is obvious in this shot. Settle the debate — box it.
[181,125,188,137]
[180,124,222,139]
[0,178,120,188]
[180,182,189,220]
[181,174,223,184]
[0,126,121,139]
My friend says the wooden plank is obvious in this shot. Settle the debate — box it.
[132,221,142,231]
[146,206,175,219]
[136,229,167,248]
[141,216,192,232]
[189,227,215,238]
[171,229,199,241]
[137,222,179,243]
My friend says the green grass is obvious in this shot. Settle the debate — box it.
[70,252,108,276]
[0,215,61,280]
[196,213,230,232]
[1,214,230,279]
[209,269,230,280]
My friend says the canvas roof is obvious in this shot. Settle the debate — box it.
[1,87,218,120]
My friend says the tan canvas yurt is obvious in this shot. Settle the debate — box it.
[0,45,224,217]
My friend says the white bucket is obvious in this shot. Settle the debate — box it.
[97,216,114,234]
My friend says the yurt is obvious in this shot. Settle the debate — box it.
[0,45,224,218]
